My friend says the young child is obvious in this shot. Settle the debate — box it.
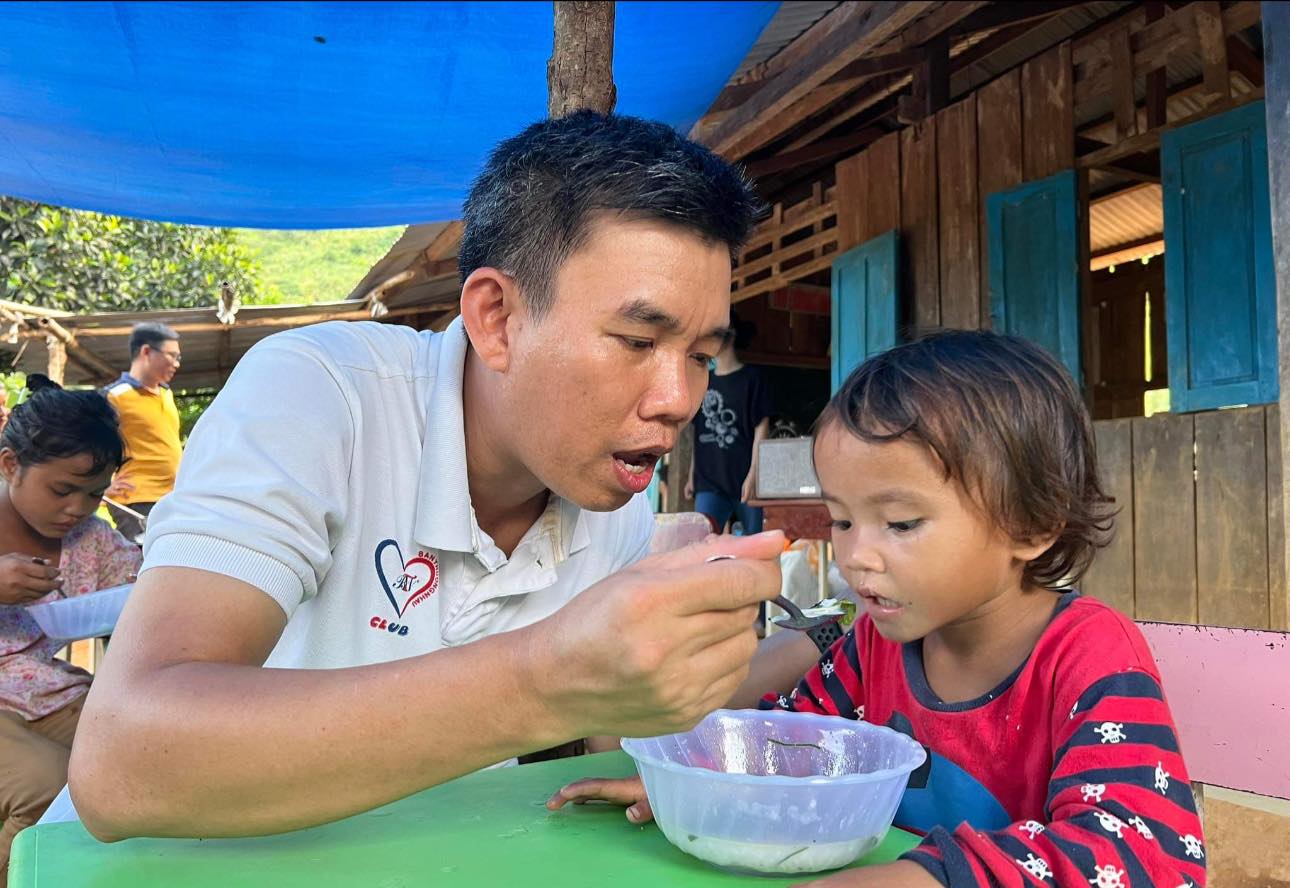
[0,376,140,875]
[549,331,1206,888]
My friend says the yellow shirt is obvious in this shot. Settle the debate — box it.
[105,374,182,505]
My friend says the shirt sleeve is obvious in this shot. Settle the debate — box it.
[757,628,866,719]
[140,336,355,618]
[902,667,1208,888]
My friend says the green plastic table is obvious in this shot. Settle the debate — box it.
[9,752,919,887]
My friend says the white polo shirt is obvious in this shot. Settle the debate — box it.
[142,318,654,668]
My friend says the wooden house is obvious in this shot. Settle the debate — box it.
[683,0,1278,634]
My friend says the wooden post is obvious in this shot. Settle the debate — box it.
[1144,2,1169,129]
[45,335,66,386]
[663,425,695,514]
[548,1,616,117]
[35,316,117,383]
[1264,0,1290,628]
[1195,1,1231,102]
[897,36,949,125]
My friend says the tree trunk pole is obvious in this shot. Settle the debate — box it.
[45,336,66,386]
[548,2,616,117]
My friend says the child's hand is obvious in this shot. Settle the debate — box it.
[546,775,653,824]
[0,553,61,605]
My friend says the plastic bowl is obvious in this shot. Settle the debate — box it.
[620,708,926,875]
[25,584,132,641]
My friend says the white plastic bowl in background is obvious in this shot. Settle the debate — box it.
[620,708,926,875]
[25,583,132,641]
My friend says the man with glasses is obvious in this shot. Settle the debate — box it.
[103,322,183,543]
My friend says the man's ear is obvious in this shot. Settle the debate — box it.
[459,267,526,373]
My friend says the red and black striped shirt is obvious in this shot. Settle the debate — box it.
[760,593,1206,887]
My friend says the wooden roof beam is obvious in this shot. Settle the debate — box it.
[773,2,1054,156]
[948,1,1090,38]
[743,126,889,179]
[706,48,925,119]
[720,1,993,161]
[419,220,464,277]
[1073,1,1260,106]
[0,299,73,320]
[1077,86,1264,169]
[701,2,862,117]
[424,220,463,260]
[702,1,940,160]
[33,316,118,381]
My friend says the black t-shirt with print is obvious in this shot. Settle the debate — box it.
[691,365,773,500]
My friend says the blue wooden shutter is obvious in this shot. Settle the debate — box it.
[1162,100,1276,412]
[830,229,899,392]
[986,170,1082,382]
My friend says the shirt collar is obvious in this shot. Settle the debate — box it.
[412,317,588,561]
[115,372,168,392]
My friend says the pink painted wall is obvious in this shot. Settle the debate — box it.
[1138,622,1290,800]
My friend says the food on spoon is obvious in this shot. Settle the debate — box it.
[770,597,857,628]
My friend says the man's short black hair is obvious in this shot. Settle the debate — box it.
[129,322,179,359]
[459,110,763,319]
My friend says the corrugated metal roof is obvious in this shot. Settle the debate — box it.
[346,222,449,301]
[0,301,375,390]
[1090,182,1161,253]
[730,2,840,79]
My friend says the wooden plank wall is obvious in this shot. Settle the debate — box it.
[1082,405,1286,630]
[974,71,1023,325]
[832,43,1073,335]
[900,120,940,330]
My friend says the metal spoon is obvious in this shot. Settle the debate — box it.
[706,554,842,637]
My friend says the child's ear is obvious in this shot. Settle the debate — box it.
[0,448,19,485]
[1012,527,1062,564]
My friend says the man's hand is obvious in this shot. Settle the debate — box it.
[531,530,784,741]
[684,477,695,500]
[547,774,652,823]
[106,477,135,500]
[0,553,61,605]
[740,469,755,504]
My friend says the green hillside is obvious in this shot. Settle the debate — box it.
[236,226,404,304]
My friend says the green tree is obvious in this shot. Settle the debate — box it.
[0,196,281,312]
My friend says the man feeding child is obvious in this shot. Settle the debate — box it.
[550,330,1206,888]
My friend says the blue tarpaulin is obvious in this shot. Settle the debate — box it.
[0,2,776,228]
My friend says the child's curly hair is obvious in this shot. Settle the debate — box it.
[819,329,1115,589]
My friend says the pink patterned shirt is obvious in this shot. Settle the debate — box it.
[0,516,141,720]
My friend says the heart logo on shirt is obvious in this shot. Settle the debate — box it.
[375,539,439,617]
